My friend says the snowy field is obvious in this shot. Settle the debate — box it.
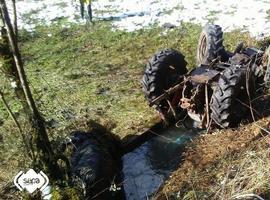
[13,0,270,38]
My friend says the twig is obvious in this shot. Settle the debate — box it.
[0,90,32,158]
[88,177,127,200]
[148,129,191,144]
[236,99,261,117]
[253,123,270,135]
[0,90,22,132]
[175,114,188,128]
[251,93,270,103]
[230,193,265,200]
[206,118,212,134]
[150,80,185,106]
[220,169,231,200]
[246,62,255,122]
[166,99,176,118]
[205,83,210,128]
[165,192,169,200]
[89,186,109,200]
[189,177,198,200]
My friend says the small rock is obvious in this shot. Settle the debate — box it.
[46,119,59,129]
[96,87,110,95]
[162,23,176,29]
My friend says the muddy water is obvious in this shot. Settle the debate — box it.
[122,125,200,200]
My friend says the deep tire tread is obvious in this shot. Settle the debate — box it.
[142,49,187,105]
[197,24,228,65]
[210,65,248,128]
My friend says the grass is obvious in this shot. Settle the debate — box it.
[267,9,270,21]
[156,118,270,199]
[206,10,220,23]
[0,20,269,199]
[2,22,205,140]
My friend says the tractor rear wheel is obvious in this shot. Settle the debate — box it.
[142,49,187,112]
[210,65,255,128]
[196,24,228,65]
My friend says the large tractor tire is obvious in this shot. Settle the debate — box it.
[210,65,255,128]
[142,49,187,111]
[68,129,123,199]
[196,24,228,65]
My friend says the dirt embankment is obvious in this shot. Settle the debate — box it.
[156,117,270,200]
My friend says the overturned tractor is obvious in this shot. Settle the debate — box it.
[142,25,270,129]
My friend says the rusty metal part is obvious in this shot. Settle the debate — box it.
[180,97,192,109]
[230,47,263,67]
[190,72,218,84]
[180,81,208,128]
[229,53,250,65]
[189,66,220,84]
[149,80,185,106]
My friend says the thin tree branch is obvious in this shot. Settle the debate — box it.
[0,90,32,158]
[231,193,265,200]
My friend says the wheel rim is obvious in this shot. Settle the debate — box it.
[199,35,207,63]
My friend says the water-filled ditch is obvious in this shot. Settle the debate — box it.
[122,124,201,199]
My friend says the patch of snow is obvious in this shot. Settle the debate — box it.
[10,0,270,38]
[10,0,83,31]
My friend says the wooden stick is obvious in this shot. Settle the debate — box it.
[0,90,32,158]
[205,83,210,127]
[166,99,176,118]
[150,81,185,106]
[0,90,22,133]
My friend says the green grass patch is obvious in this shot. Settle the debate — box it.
[267,9,270,21]
[15,22,205,139]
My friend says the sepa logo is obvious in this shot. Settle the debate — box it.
[14,169,49,194]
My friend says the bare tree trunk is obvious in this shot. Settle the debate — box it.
[0,0,62,181]
[0,26,28,109]
[11,0,17,38]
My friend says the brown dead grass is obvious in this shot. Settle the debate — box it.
[156,117,270,200]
